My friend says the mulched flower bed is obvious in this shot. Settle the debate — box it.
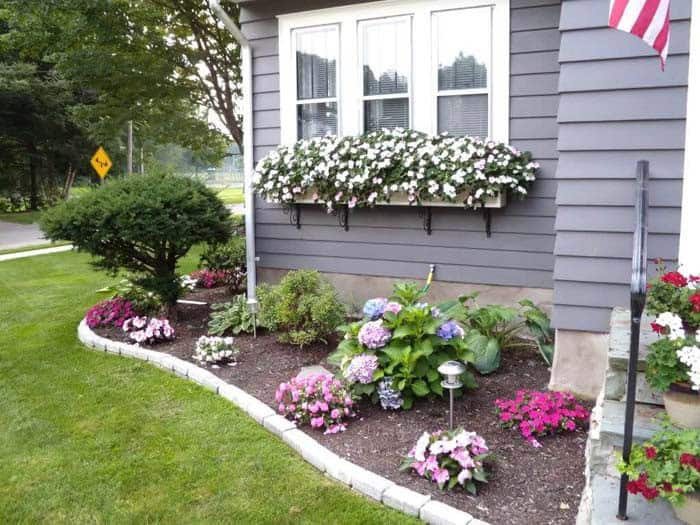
[94,287,590,525]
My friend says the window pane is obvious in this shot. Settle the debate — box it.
[435,8,490,91]
[362,18,411,96]
[438,95,488,137]
[364,98,409,132]
[296,27,338,100]
[297,102,337,139]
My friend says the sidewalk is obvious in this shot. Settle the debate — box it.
[0,245,73,262]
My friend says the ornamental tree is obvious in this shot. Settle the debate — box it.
[40,173,232,305]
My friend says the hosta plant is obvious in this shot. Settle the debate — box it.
[253,128,538,210]
[85,297,137,329]
[193,335,238,364]
[330,282,475,410]
[123,316,175,345]
[618,419,700,505]
[494,389,589,448]
[400,428,491,494]
[275,373,355,435]
[441,294,554,373]
[208,295,257,336]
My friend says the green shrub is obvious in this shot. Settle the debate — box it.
[40,173,232,305]
[199,236,246,293]
[208,295,256,336]
[258,270,345,347]
[99,275,163,315]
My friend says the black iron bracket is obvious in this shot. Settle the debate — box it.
[334,204,349,231]
[283,203,302,229]
[483,208,492,238]
[419,207,433,235]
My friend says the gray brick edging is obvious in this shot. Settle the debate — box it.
[77,319,488,525]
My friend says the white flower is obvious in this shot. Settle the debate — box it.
[655,312,685,340]
[677,345,700,390]
[414,432,430,461]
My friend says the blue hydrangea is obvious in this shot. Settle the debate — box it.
[363,298,388,320]
[436,320,465,341]
[377,377,402,410]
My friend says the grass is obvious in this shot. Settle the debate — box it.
[0,242,71,256]
[217,187,244,205]
[0,210,43,224]
[0,251,415,524]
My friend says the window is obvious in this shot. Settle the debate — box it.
[359,17,412,132]
[433,7,491,137]
[278,0,509,144]
[293,25,339,139]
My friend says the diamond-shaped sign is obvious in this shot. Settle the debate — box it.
[90,146,113,179]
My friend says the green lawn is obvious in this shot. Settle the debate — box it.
[0,210,43,224]
[217,187,244,205]
[0,251,414,524]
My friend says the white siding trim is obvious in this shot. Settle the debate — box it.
[278,0,510,145]
[679,0,699,273]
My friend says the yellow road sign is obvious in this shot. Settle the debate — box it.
[91,146,113,179]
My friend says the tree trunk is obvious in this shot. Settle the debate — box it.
[62,164,76,200]
[29,153,39,210]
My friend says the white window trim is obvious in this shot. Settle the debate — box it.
[278,0,510,145]
[291,24,341,139]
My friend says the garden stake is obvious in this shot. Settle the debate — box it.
[617,160,649,521]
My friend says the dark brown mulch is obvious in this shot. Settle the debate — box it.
[94,288,589,525]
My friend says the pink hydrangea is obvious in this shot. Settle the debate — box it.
[358,320,391,349]
[494,389,589,447]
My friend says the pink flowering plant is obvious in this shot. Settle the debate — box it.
[253,128,538,211]
[330,282,475,410]
[188,269,230,289]
[86,297,137,328]
[275,373,356,435]
[494,389,589,448]
[123,316,175,344]
[400,428,491,494]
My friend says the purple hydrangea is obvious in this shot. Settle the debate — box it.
[363,298,388,320]
[358,320,392,349]
[345,354,379,384]
[437,320,465,341]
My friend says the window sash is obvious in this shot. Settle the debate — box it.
[278,0,509,144]
[358,15,412,132]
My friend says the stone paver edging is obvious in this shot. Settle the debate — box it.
[78,319,489,525]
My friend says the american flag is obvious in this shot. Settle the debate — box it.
[609,0,671,69]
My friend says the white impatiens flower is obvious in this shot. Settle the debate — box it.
[677,345,700,390]
[414,432,430,462]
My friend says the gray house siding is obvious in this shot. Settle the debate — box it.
[552,0,690,332]
[241,0,561,290]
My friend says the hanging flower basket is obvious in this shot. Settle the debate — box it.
[253,128,537,212]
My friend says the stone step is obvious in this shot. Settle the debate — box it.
[605,369,664,406]
[599,400,664,449]
[608,307,658,372]
[587,474,682,525]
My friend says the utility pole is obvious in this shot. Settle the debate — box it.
[140,147,144,174]
[127,120,133,175]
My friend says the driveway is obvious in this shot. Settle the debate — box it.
[0,221,46,250]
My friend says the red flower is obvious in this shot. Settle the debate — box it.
[650,322,664,334]
[690,293,700,313]
[680,453,695,466]
[645,446,657,460]
[662,482,673,492]
[642,485,660,500]
[661,271,688,288]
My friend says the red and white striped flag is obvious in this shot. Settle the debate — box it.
[609,0,671,69]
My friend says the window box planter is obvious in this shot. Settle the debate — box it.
[292,190,507,209]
